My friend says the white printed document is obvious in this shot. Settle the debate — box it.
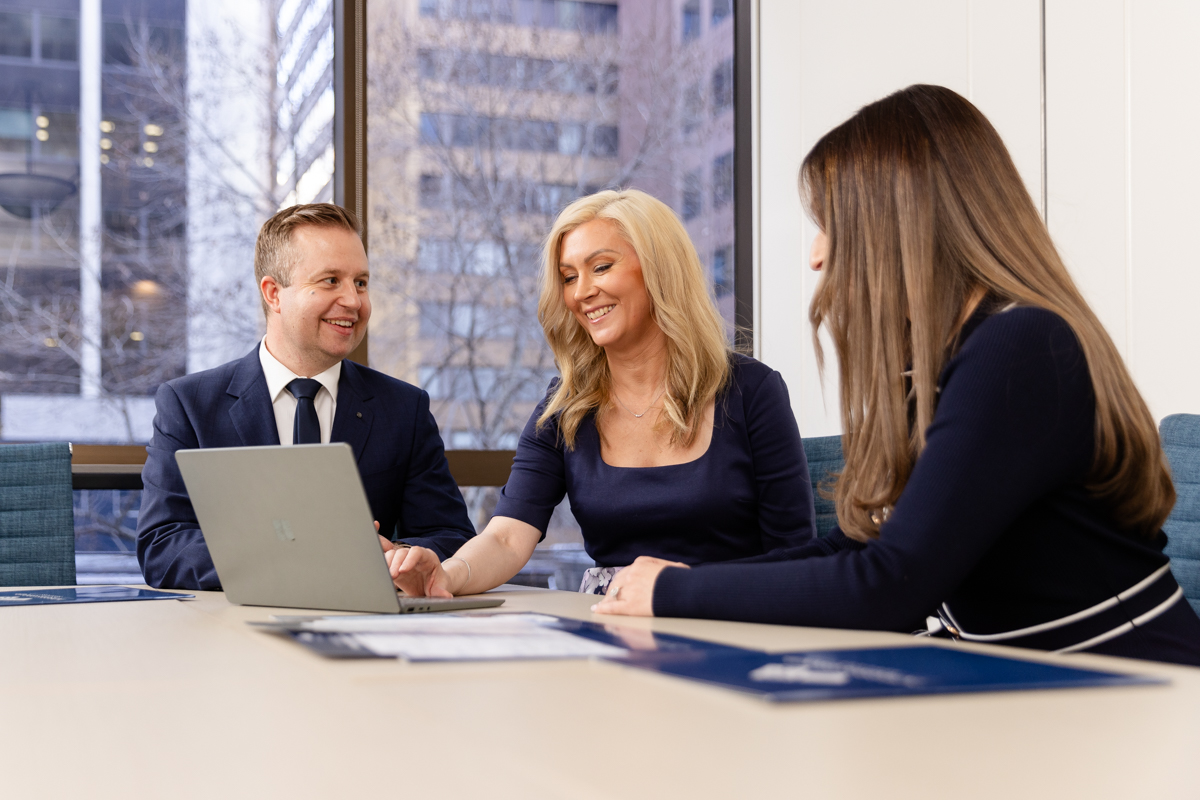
[261,613,628,661]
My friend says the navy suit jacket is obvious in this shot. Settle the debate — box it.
[136,348,475,590]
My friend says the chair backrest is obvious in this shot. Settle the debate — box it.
[802,435,843,538]
[0,442,75,587]
[1161,414,1200,615]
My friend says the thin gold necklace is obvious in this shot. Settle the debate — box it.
[612,384,666,418]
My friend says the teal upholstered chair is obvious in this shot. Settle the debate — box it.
[1161,414,1200,615]
[0,442,75,586]
[802,435,843,538]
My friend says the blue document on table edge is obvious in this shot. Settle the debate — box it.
[266,612,1161,700]
[0,586,194,606]
[626,643,1164,702]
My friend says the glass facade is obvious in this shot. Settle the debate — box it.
[0,0,334,573]
[0,0,335,445]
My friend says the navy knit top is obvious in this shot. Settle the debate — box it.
[493,354,816,567]
[654,306,1200,666]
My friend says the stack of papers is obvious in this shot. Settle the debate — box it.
[257,613,628,661]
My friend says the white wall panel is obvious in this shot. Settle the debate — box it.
[1045,0,1128,354]
[1128,2,1200,419]
[1046,0,1200,421]
[757,0,1043,435]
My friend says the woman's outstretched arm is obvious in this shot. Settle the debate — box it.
[387,515,542,597]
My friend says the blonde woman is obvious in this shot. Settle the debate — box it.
[597,86,1200,667]
[389,189,815,596]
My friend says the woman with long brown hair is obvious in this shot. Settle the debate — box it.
[597,85,1200,666]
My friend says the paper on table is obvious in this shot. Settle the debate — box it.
[299,612,565,634]
[274,613,628,661]
[354,631,626,660]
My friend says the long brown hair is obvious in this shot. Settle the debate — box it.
[801,84,1174,542]
[537,189,731,448]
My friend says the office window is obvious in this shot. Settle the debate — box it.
[514,0,617,33]
[418,50,618,95]
[682,80,704,134]
[423,0,618,34]
[712,0,732,26]
[368,0,738,546]
[713,150,733,208]
[40,16,78,62]
[712,57,733,117]
[682,0,700,42]
[0,11,33,58]
[682,169,702,220]
[712,245,731,297]
[103,21,183,67]
[420,113,619,156]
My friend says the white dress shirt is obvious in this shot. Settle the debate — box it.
[258,338,341,445]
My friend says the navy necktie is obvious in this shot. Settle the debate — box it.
[287,378,323,445]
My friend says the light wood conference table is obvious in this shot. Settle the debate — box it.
[2,585,1198,799]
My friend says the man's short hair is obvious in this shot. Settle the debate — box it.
[254,203,361,317]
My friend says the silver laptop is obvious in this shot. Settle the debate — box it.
[175,443,502,614]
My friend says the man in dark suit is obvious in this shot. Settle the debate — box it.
[137,203,475,590]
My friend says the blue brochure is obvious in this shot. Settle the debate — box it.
[0,586,194,606]
[634,644,1163,702]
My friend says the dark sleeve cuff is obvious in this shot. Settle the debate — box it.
[396,535,452,561]
[652,565,711,619]
[491,491,553,541]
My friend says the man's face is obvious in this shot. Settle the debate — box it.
[261,225,370,376]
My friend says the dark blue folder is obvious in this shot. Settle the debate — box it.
[632,644,1163,702]
[0,586,194,606]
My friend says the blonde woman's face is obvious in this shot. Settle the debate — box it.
[558,218,657,352]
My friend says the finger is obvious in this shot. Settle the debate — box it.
[592,597,624,615]
[591,583,624,610]
[374,520,381,532]
[395,547,426,574]
[378,534,394,551]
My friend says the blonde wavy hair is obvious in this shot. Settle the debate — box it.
[536,189,731,449]
[802,84,1174,543]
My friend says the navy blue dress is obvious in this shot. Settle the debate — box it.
[654,307,1200,667]
[493,355,816,567]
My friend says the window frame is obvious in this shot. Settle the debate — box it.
[733,0,754,352]
[333,0,368,366]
